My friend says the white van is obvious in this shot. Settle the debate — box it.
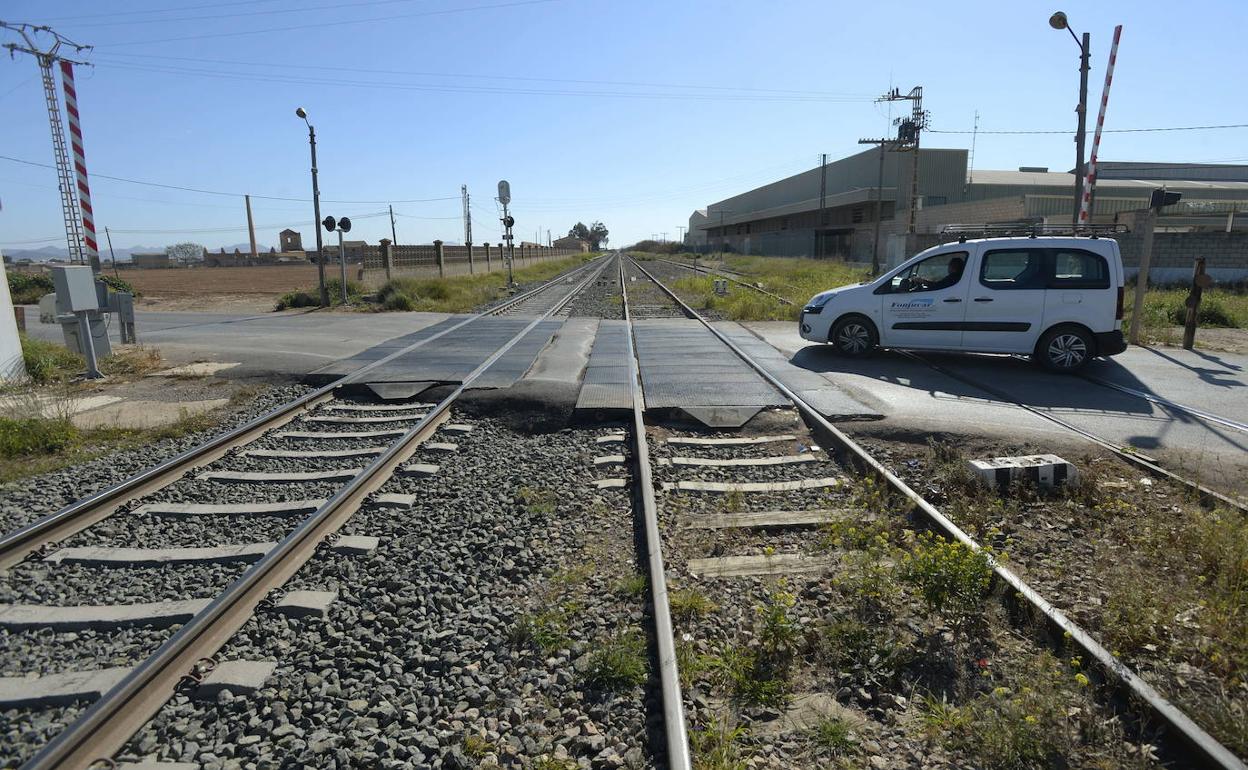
[799,235,1127,372]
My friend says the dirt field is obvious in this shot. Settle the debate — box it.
[121,265,323,312]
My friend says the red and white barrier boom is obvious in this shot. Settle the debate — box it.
[1079,24,1123,224]
[59,61,100,269]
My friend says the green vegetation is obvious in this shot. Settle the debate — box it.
[612,573,648,597]
[636,253,870,321]
[16,334,162,386]
[461,734,495,759]
[689,718,751,770]
[6,272,54,304]
[805,715,858,758]
[1125,285,1247,345]
[371,254,596,313]
[509,606,572,652]
[669,588,717,622]
[99,275,139,297]
[517,485,558,518]
[897,531,994,631]
[583,630,648,690]
[0,414,77,459]
[274,278,364,310]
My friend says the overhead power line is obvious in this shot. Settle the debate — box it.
[47,0,443,28]
[92,52,875,98]
[107,210,390,235]
[930,123,1248,135]
[94,60,864,103]
[93,0,560,46]
[0,154,458,203]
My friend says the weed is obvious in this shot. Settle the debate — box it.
[517,486,557,517]
[509,609,569,653]
[805,715,858,757]
[833,548,901,617]
[816,615,912,689]
[669,588,717,622]
[551,563,593,586]
[689,717,750,770]
[613,573,648,597]
[898,531,993,630]
[370,254,594,313]
[706,644,789,708]
[20,334,83,384]
[675,637,711,689]
[532,756,577,770]
[7,272,54,304]
[99,346,163,377]
[720,488,746,513]
[274,289,318,310]
[755,579,802,662]
[462,734,494,758]
[584,630,648,690]
[0,415,77,459]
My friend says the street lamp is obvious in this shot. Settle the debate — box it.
[296,107,329,306]
[1050,11,1091,227]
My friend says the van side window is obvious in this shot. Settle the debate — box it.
[979,249,1047,290]
[882,251,969,293]
[1050,249,1110,289]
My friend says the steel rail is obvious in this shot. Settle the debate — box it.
[0,255,611,569]
[21,254,614,770]
[901,351,1248,514]
[626,257,1247,770]
[618,256,692,770]
[1080,373,1248,435]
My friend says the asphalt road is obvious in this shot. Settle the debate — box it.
[21,306,455,378]
[745,321,1248,499]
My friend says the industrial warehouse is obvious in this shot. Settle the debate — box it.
[688,148,1248,281]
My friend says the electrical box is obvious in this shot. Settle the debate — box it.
[50,265,99,312]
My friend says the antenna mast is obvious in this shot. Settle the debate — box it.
[1,22,96,268]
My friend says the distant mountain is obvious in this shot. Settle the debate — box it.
[4,242,274,262]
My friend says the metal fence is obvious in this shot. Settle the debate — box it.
[359,240,584,288]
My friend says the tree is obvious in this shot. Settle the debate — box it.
[568,221,609,250]
[165,242,205,262]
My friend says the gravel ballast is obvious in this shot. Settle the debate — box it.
[111,415,659,769]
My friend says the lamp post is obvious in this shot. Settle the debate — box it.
[1050,11,1090,227]
[296,107,329,306]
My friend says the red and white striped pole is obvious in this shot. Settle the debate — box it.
[59,61,101,271]
[1079,24,1123,224]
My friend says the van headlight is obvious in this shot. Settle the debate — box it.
[802,293,833,315]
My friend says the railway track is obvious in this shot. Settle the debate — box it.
[0,255,615,769]
[621,256,1246,769]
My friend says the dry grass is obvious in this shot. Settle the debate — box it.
[119,264,322,296]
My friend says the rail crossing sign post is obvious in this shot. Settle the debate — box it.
[322,215,353,304]
[498,180,515,287]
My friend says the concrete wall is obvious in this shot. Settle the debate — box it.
[914,196,1028,233]
[1116,212,1248,283]
[359,243,584,288]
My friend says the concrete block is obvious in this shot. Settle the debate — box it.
[275,590,337,619]
[422,442,459,452]
[967,454,1077,490]
[687,553,835,578]
[679,509,840,529]
[373,493,416,508]
[592,455,626,466]
[443,423,474,434]
[0,666,131,707]
[667,434,797,447]
[277,429,406,440]
[661,477,843,493]
[241,447,385,459]
[323,402,435,412]
[148,362,239,377]
[133,499,326,517]
[193,660,277,700]
[46,542,274,566]
[595,433,626,445]
[305,414,425,424]
[198,468,363,484]
[592,478,627,489]
[117,762,199,770]
[0,598,211,630]
[671,454,817,468]
[332,535,380,555]
[399,463,439,477]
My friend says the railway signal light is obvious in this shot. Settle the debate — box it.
[502,215,515,228]
[339,216,352,233]
[322,215,336,232]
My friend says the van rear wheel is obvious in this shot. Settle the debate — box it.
[831,315,877,357]
[1037,326,1093,373]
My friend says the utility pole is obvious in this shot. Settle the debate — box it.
[245,194,258,259]
[817,153,827,258]
[104,225,119,278]
[858,137,895,276]
[460,186,471,247]
[2,23,95,270]
[389,204,399,244]
[876,86,928,235]
[677,225,686,248]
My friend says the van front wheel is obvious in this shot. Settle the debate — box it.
[831,315,877,357]
[1036,326,1093,373]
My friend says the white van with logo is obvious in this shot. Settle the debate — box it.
[798,235,1127,372]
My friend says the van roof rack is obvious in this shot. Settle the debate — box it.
[940,223,1127,241]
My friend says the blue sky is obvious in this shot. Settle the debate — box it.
[1,0,1245,253]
